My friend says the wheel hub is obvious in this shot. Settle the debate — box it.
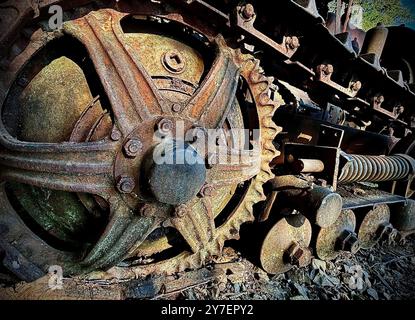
[148,140,206,205]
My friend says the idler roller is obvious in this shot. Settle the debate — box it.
[315,210,360,261]
[356,204,396,249]
[391,200,415,235]
[260,214,312,274]
[277,185,343,228]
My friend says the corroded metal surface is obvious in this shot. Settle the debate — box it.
[260,214,312,274]
[391,200,415,233]
[0,7,280,279]
[97,49,282,278]
[315,209,358,261]
[0,0,414,290]
[277,185,343,228]
[357,204,391,249]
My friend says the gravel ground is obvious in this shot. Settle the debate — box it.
[1,235,414,300]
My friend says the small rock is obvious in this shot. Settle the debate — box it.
[312,258,327,273]
[367,288,379,300]
[186,290,197,300]
[294,282,308,298]
[327,275,341,286]
[313,273,323,286]
[383,291,391,300]
[348,276,358,290]
[211,286,220,299]
[364,276,372,288]
[254,270,269,282]
[290,295,309,300]
[344,264,352,273]
[356,277,364,291]
[321,277,334,287]
[340,293,350,300]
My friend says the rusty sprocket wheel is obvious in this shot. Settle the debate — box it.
[0,8,281,279]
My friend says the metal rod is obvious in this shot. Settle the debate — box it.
[297,158,325,173]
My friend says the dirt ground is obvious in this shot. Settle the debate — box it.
[1,235,414,300]
[172,235,415,300]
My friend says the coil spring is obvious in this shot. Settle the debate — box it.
[338,154,414,183]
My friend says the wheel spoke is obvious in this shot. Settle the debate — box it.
[63,10,168,136]
[182,37,240,128]
[0,136,116,197]
[170,198,215,253]
[81,199,160,270]
[207,146,260,187]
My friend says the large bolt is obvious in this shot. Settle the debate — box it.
[285,243,312,267]
[373,95,385,107]
[162,50,185,73]
[116,176,135,194]
[323,64,334,76]
[393,105,405,116]
[172,103,182,113]
[337,230,360,254]
[285,36,300,50]
[241,3,255,20]
[123,138,142,158]
[350,80,362,92]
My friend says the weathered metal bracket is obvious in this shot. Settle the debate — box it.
[232,4,300,59]
[284,143,341,189]
[315,64,361,98]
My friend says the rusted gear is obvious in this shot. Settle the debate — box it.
[98,48,282,279]
[0,8,281,279]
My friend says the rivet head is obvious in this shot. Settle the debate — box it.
[172,103,182,113]
[286,36,300,50]
[116,176,135,194]
[110,128,122,141]
[350,81,362,92]
[124,139,142,158]
[324,64,334,75]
